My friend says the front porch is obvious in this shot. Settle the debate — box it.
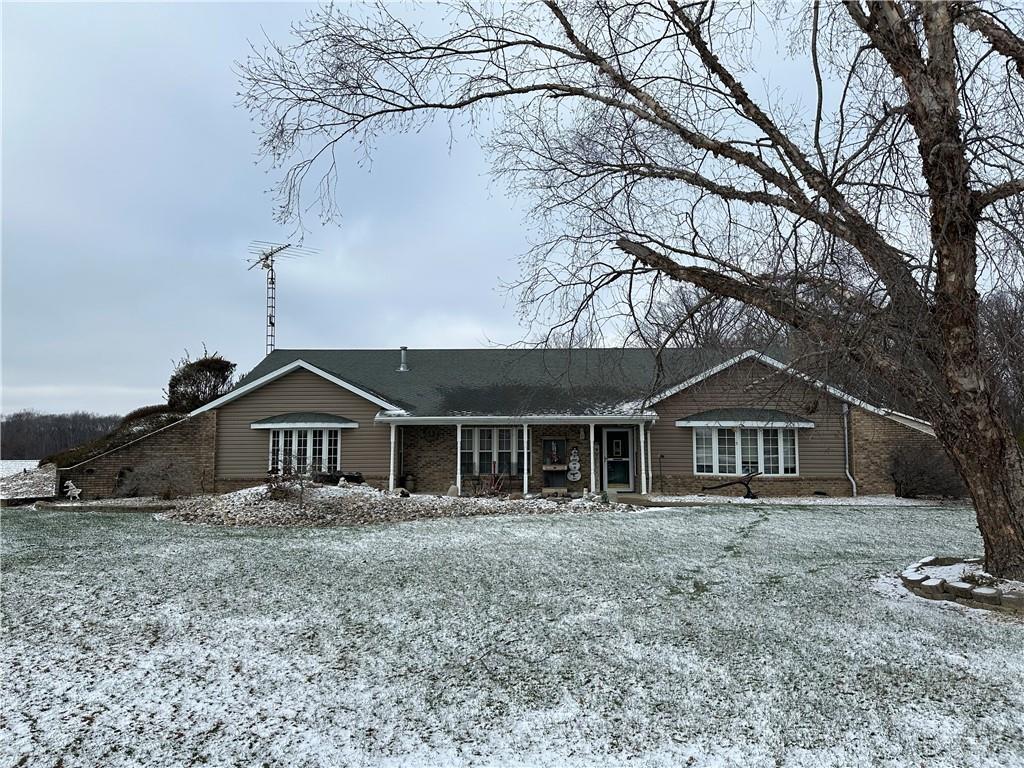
[387,419,655,496]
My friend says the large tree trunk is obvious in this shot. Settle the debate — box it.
[932,395,1024,580]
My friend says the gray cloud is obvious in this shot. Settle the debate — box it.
[2,3,529,414]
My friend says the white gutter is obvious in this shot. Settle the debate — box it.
[842,403,858,497]
[376,413,658,425]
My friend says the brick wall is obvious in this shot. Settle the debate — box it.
[649,474,853,498]
[850,408,939,494]
[401,425,457,493]
[57,412,217,500]
[529,425,593,495]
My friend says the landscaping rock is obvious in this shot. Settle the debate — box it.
[971,587,1001,605]
[945,581,975,599]
[901,572,928,588]
[446,485,460,497]
[998,591,1023,611]
[920,578,945,597]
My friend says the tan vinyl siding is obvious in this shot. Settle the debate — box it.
[650,359,848,479]
[215,369,390,480]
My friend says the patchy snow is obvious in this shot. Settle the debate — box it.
[0,459,39,477]
[646,493,950,507]
[918,561,1024,596]
[163,481,625,527]
[0,463,55,499]
[3,503,1020,767]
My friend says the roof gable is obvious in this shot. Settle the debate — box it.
[647,350,934,435]
[189,359,402,416]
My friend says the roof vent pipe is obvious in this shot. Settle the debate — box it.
[397,346,409,372]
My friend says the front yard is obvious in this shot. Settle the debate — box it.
[2,503,1022,767]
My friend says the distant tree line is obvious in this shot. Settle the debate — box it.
[0,411,121,460]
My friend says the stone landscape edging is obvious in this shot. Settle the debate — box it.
[900,556,1024,615]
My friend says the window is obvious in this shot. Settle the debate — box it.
[269,428,343,473]
[312,430,324,472]
[781,430,797,475]
[459,427,526,475]
[763,429,779,474]
[478,428,494,474]
[295,430,308,473]
[282,430,293,471]
[270,430,281,472]
[497,429,513,475]
[740,429,759,474]
[694,427,798,476]
[717,428,736,474]
[327,430,340,472]
[460,428,475,475]
[695,428,714,474]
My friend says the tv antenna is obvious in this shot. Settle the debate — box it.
[247,240,318,355]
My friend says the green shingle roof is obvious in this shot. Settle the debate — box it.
[235,347,767,417]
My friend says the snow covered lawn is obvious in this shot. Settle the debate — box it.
[0,462,55,500]
[2,503,1021,767]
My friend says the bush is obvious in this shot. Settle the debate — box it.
[891,445,967,499]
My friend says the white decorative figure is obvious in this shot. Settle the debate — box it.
[567,447,582,481]
[63,481,81,501]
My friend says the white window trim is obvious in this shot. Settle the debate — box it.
[692,426,800,477]
[269,428,343,474]
[459,426,527,475]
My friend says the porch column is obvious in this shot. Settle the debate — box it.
[455,423,462,495]
[388,423,397,492]
[589,422,596,493]
[638,421,648,495]
[522,423,529,494]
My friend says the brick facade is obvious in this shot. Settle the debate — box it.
[649,474,853,498]
[57,412,217,500]
[850,408,939,495]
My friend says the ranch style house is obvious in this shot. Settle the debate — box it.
[57,347,939,499]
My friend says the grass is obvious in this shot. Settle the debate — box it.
[2,503,1022,767]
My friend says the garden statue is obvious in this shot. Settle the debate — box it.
[63,480,81,501]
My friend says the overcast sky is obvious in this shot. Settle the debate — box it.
[2,2,531,415]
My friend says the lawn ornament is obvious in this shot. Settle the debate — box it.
[63,480,82,501]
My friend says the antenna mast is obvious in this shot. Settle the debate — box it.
[247,241,317,356]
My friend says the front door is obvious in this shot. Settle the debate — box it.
[603,428,633,492]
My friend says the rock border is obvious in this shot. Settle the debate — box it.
[900,556,1024,615]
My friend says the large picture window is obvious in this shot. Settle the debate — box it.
[693,427,798,476]
[460,427,528,476]
[269,428,342,473]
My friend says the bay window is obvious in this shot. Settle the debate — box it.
[269,428,343,473]
[693,427,798,476]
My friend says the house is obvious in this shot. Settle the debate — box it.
[57,347,938,499]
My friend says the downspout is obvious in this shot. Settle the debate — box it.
[842,403,857,497]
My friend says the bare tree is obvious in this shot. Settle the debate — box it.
[240,1,1024,578]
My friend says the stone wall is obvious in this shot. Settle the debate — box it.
[57,412,217,500]
[850,408,939,495]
